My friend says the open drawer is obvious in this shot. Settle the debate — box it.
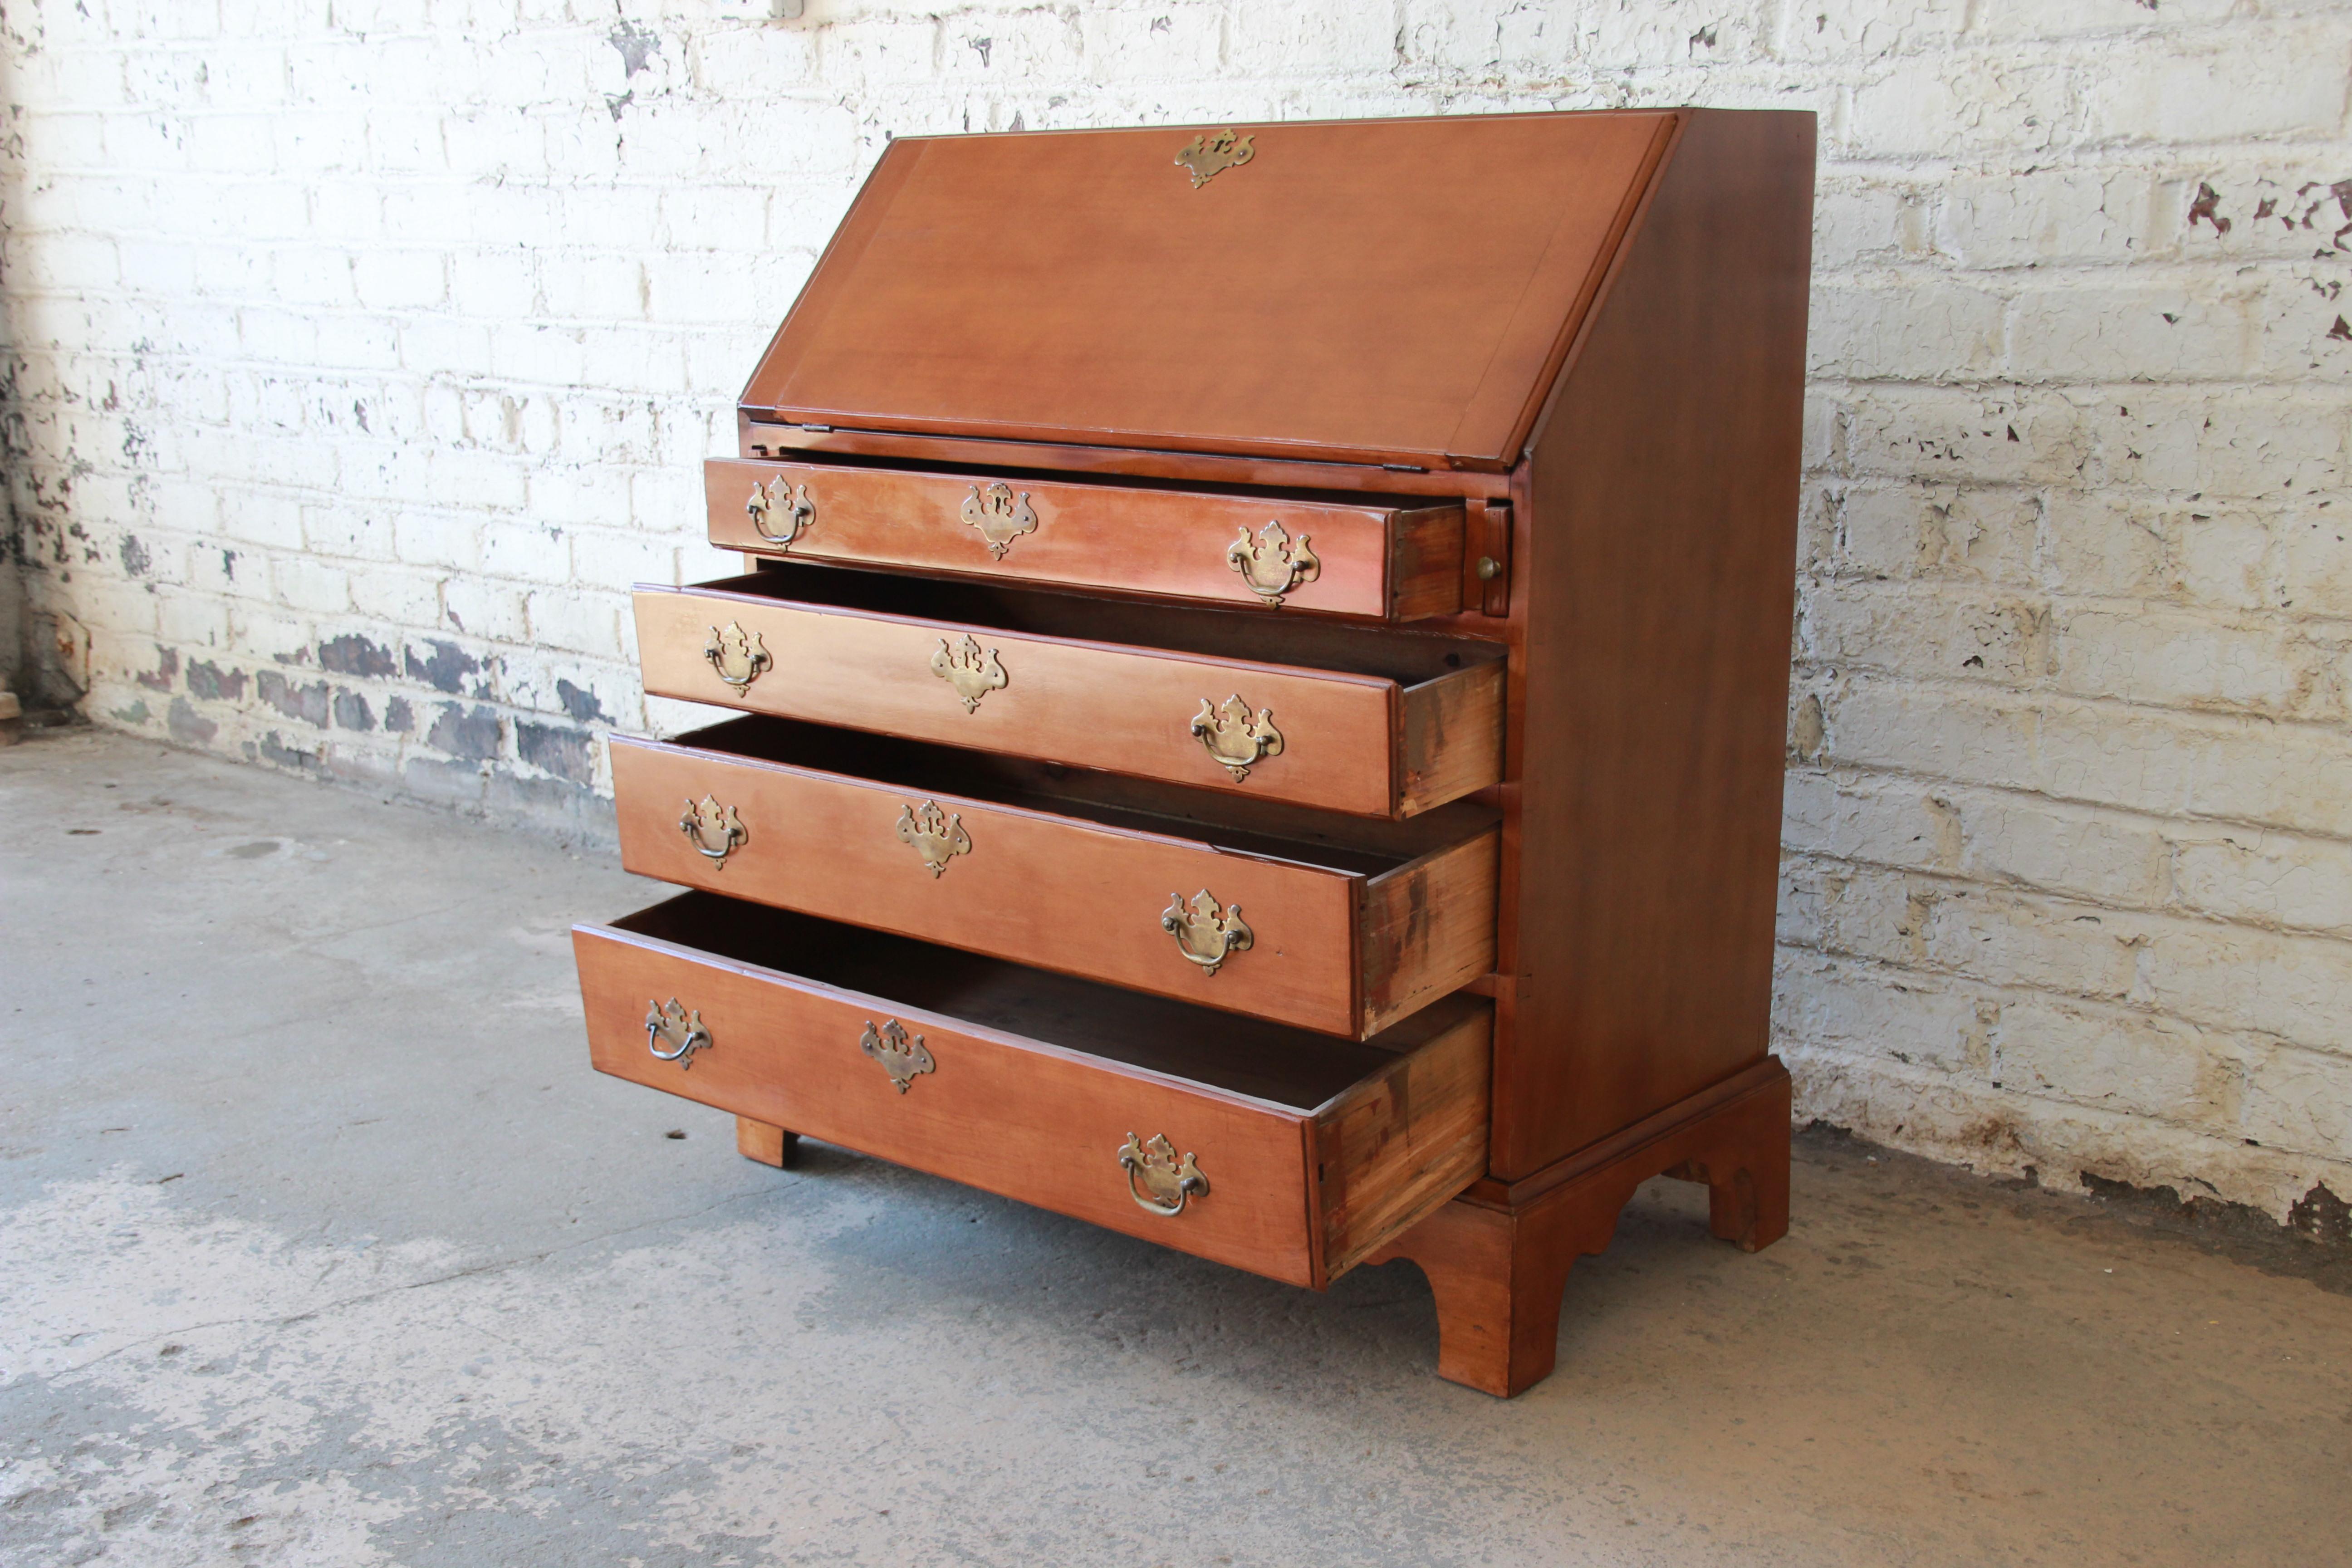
[632,562,1504,818]
[703,456,1466,619]
[612,717,1498,1039]
[575,893,1492,1289]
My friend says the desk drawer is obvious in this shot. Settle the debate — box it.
[575,894,1491,1289]
[633,563,1503,818]
[613,719,1498,1039]
[704,457,1465,620]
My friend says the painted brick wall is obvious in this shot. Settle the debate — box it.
[3,1,2349,1225]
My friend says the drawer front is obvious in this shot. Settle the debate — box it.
[613,735,1365,1034]
[705,457,1463,620]
[635,583,1412,816]
[575,920,1321,1284]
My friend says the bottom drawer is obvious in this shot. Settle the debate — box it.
[575,892,1490,1289]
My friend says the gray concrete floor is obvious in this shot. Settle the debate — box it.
[5,728,2351,1568]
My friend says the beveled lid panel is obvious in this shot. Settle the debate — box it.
[742,110,1676,470]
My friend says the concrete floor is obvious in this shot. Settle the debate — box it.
[5,729,2351,1567]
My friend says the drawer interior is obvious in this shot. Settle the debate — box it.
[617,891,1486,1112]
[672,715,1500,877]
[709,562,1504,685]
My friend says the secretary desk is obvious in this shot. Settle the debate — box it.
[573,108,1816,1396]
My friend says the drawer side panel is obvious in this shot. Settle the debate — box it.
[1397,658,1507,816]
[1358,827,1501,1037]
[1313,1004,1493,1283]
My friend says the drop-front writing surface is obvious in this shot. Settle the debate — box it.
[742,112,1674,470]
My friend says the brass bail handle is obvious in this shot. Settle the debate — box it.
[1189,695,1283,783]
[1118,1133,1209,1217]
[748,478,815,547]
[1225,520,1320,607]
[705,622,772,695]
[1162,889,1252,976]
[645,999,712,1068]
[678,795,747,867]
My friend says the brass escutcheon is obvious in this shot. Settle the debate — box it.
[1161,889,1252,976]
[1189,695,1283,782]
[960,482,1038,559]
[1174,129,1254,190]
[678,794,747,868]
[705,622,772,695]
[930,634,1008,713]
[645,998,712,1069]
[859,1018,935,1093]
[1118,1133,1209,1217]
[747,478,815,547]
[895,799,971,877]
[1226,520,1320,607]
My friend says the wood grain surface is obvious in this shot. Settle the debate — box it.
[1498,108,1815,1176]
[740,112,1673,469]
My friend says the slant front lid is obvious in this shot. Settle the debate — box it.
[742,111,1676,471]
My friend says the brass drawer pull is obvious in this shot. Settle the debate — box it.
[1226,520,1319,606]
[645,998,712,1069]
[931,634,1008,712]
[895,799,971,877]
[1189,695,1283,782]
[960,482,1038,559]
[1162,889,1251,975]
[860,1018,935,1093]
[705,622,772,695]
[747,478,815,547]
[679,794,747,867]
[1119,1133,1209,1216]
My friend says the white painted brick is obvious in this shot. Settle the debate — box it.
[2136,920,2352,1055]
[2040,493,2168,602]
[2079,29,2352,145]
[347,565,447,628]
[392,509,480,573]
[154,591,232,651]
[1991,994,2230,1127]
[1774,951,1994,1078]
[2174,830,2352,938]
[2239,1042,2352,1162]
[1080,4,1227,82]
[2076,391,2347,501]
[270,555,353,616]
[524,588,627,659]
[1844,54,2071,161]
[1960,794,2174,909]
[2051,604,2344,721]
[477,520,573,583]
[442,578,532,644]
[1776,1,1965,64]
[1801,580,2050,684]
[1811,277,2006,381]
[1966,0,2238,41]
[352,250,450,311]
[2005,280,2260,384]
[1840,481,2039,585]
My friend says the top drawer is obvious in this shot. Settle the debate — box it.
[705,457,1465,620]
